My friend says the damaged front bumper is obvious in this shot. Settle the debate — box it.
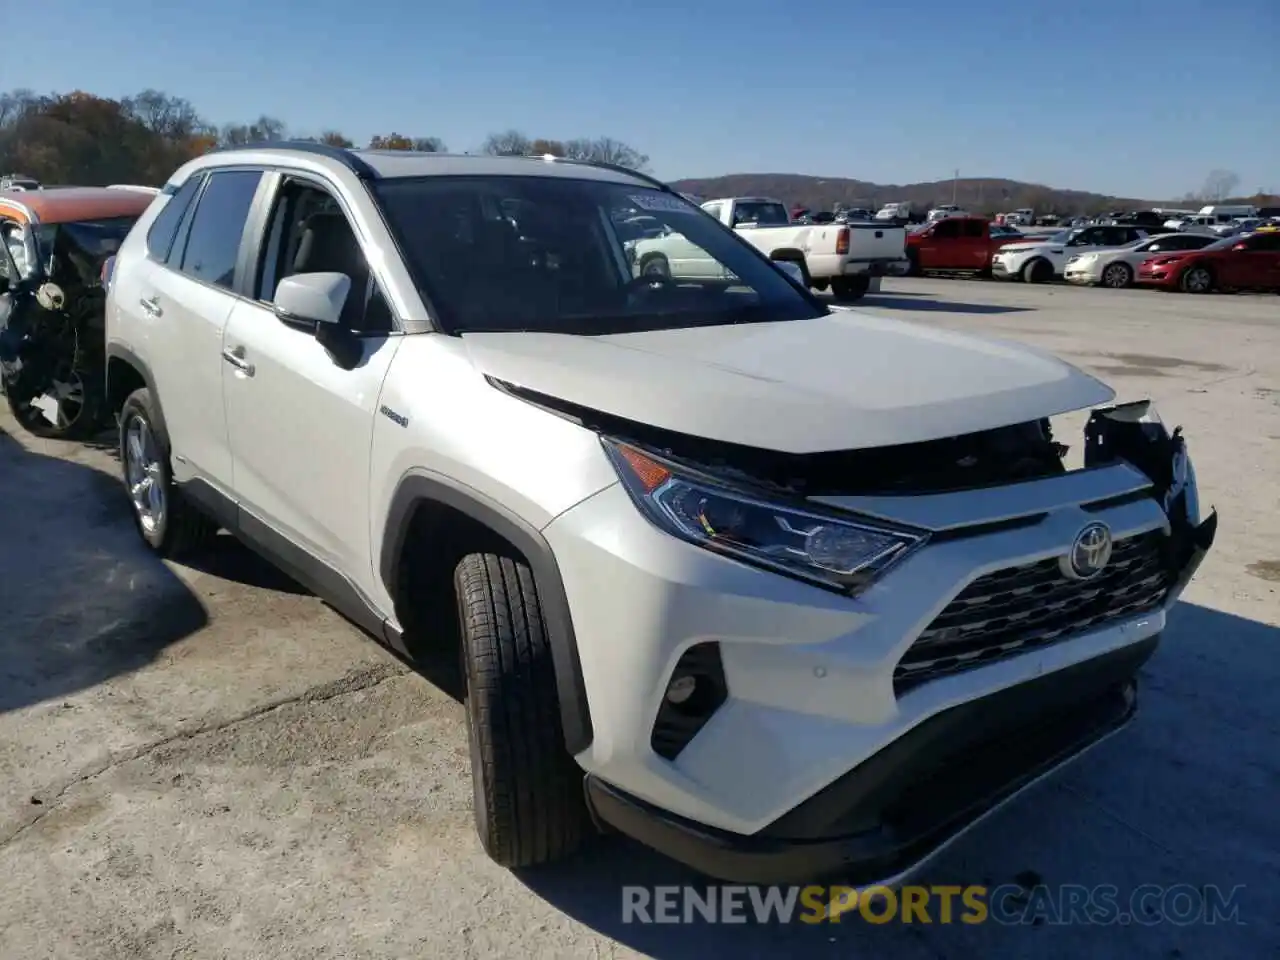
[570,398,1217,885]
[1084,398,1218,600]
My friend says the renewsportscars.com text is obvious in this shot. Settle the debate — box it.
[621,883,1246,926]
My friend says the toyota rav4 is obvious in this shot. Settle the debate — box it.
[102,144,1216,885]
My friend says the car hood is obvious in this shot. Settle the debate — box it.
[461,310,1114,454]
[997,241,1056,254]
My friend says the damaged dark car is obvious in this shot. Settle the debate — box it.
[0,186,156,439]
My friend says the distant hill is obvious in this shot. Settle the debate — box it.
[668,173,1156,217]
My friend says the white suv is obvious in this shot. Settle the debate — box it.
[102,144,1216,885]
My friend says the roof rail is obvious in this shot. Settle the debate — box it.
[540,157,675,195]
[212,140,379,180]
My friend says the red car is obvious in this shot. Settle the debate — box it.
[1137,231,1280,293]
[905,217,1028,274]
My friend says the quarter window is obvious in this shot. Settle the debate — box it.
[145,176,202,261]
[178,170,263,289]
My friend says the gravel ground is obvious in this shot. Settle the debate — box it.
[0,277,1276,959]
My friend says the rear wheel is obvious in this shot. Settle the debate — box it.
[638,254,670,278]
[455,552,590,869]
[119,387,217,558]
[1181,266,1213,294]
[1101,262,1133,289]
[830,275,871,301]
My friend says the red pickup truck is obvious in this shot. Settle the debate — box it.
[906,217,1028,274]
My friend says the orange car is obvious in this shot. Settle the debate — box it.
[0,186,158,438]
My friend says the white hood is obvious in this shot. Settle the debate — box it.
[462,310,1114,454]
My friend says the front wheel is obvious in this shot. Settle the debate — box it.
[1181,266,1213,294]
[455,552,590,869]
[5,363,106,441]
[830,276,871,301]
[1021,258,1054,284]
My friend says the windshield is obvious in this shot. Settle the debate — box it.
[1045,229,1074,244]
[373,176,825,335]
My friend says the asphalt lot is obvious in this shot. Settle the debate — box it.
[1,277,1277,959]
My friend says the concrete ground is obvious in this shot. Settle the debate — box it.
[1,278,1277,959]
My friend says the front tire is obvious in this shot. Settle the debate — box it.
[1021,258,1054,284]
[119,387,217,557]
[5,364,106,441]
[455,552,589,869]
[1181,266,1213,294]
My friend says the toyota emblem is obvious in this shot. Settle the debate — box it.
[1062,522,1113,580]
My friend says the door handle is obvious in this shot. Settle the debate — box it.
[221,347,255,377]
[139,295,162,317]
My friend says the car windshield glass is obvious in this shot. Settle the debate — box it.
[1046,229,1073,244]
[373,176,826,335]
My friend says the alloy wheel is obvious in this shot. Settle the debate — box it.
[124,415,166,535]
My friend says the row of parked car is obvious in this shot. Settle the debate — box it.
[907,216,1280,294]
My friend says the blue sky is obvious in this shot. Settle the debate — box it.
[10,0,1278,199]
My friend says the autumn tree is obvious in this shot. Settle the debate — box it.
[319,130,353,147]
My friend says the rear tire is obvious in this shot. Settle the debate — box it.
[830,275,872,301]
[455,552,590,869]
[1101,262,1133,289]
[638,254,670,278]
[118,387,217,558]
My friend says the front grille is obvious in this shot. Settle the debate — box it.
[894,531,1170,694]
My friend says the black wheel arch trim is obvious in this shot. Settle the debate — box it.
[105,343,168,439]
[379,471,594,756]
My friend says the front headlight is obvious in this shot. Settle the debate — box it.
[603,440,927,594]
[1071,254,1097,266]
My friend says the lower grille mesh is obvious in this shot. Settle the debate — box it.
[894,531,1170,693]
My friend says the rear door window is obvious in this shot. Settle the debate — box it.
[177,170,263,289]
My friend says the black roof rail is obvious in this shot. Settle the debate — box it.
[542,157,675,194]
[212,140,379,180]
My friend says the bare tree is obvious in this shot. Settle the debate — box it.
[412,136,445,152]
[1201,169,1240,203]
[481,130,532,156]
[561,136,648,171]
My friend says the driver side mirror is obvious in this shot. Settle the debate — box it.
[273,272,351,328]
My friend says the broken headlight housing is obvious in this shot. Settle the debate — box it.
[603,439,927,594]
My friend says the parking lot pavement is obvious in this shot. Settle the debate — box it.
[1,278,1277,959]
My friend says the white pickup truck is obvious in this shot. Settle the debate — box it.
[631,196,908,301]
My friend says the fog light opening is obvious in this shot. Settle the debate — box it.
[665,674,698,705]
